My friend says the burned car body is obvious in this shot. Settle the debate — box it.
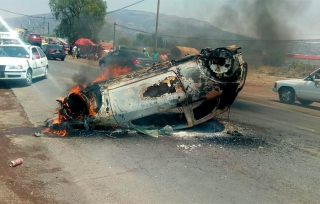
[54,46,247,131]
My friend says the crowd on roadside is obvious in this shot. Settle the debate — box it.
[142,48,169,62]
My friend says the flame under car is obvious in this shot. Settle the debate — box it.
[55,46,247,130]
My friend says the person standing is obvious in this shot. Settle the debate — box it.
[72,45,77,59]
[152,50,159,61]
[143,48,150,57]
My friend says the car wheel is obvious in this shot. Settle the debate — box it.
[43,66,48,79]
[100,61,106,70]
[25,69,32,86]
[61,57,65,61]
[279,87,295,104]
[299,99,313,106]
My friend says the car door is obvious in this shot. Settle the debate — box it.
[31,47,41,77]
[41,45,48,55]
[299,71,320,101]
[107,50,120,66]
[37,47,48,75]
[118,50,129,68]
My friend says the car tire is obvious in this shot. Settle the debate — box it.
[279,87,295,104]
[100,61,106,70]
[299,99,313,106]
[25,69,32,86]
[43,66,48,79]
[61,57,65,61]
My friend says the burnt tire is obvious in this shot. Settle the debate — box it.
[24,69,32,86]
[279,87,295,104]
[299,99,313,106]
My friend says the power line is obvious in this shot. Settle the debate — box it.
[0,8,55,19]
[0,0,146,20]
[107,0,145,14]
[105,24,114,29]
[117,24,153,35]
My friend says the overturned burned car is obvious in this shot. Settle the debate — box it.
[50,46,247,132]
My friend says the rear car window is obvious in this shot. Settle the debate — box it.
[131,51,149,58]
[47,44,62,50]
[30,34,40,38]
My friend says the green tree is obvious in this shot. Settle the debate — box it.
[134,33,153,46]
[117,36,131,46]
[49,0,107,43]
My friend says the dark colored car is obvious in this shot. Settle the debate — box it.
[42,44,66,61]
[99,49,155,70]
[27,33,42,47]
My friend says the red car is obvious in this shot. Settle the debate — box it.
[27,33,42,47]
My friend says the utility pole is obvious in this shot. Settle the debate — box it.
[42,16,45,35]
[48,22,49,36]
[154,0,160,52]
[113,22,116,50]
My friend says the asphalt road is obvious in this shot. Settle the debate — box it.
[3,58,320,203]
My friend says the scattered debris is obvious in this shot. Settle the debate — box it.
[135,126,159,138]
[177,144,202,151]
[34,132,44,137]
[158,125,173,136]
[10,158,23,167]
[226,130,243,137]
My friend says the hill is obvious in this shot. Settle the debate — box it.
[3,9,252,48]
[108,10,249,41]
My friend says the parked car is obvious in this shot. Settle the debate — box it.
[272,68,320,105]
[0,44,49,86]
[42,44,66,61]
[63,44,70,54]
[26,33,42,47]
[99,49,155,70]
[21,30,31,41]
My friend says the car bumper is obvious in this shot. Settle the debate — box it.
[46,53,66,59]
[272,87,278,92]
[0,70,27,80]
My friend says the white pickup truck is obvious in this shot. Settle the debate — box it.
[272,68,320,105]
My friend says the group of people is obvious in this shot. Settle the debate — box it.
[143,48,169,61]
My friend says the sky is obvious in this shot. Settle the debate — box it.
[1,0,320,39]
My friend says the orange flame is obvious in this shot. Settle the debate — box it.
[93,66,132,83]
[42,127,67,137]
[44,65,131,136]
[69,84,86,95]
